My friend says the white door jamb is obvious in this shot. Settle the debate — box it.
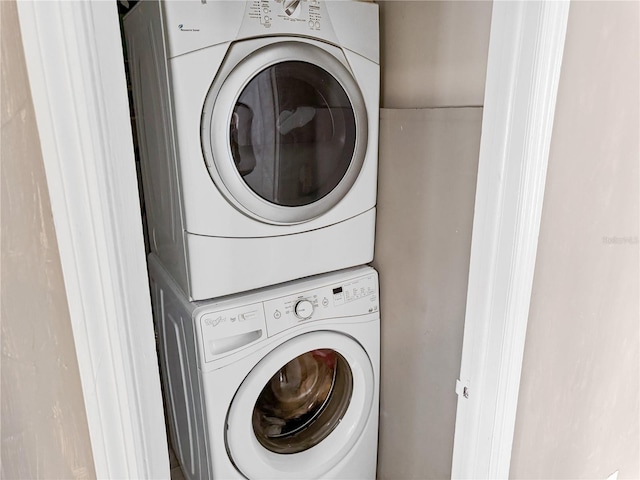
[451,1,570,478]
[16,2,169,478]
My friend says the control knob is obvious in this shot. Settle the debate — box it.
[283,0,301,16]
[294,299,314,320]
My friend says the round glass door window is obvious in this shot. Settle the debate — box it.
[203,41,368,224]
[230,61,356,207]
[252,349,353,454]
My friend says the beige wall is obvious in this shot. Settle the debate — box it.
[374,108,481,479]
[378,0,492,108]
[510,2,640,479]
[0,1,96,478]
[374,2,491,477]
[0,1,492,478]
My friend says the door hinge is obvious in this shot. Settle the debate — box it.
[456,379,469,399]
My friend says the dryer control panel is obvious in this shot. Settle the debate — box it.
[263,271,379,337]
[246,0,326,33]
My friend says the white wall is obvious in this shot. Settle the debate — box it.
[511,2,640,478]
[0,1,96,478]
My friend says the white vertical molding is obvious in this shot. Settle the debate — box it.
[17,2,169,478]
[451,1,569,479]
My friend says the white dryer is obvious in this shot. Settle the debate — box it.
[148,253,380,480]
[124,1,380,300]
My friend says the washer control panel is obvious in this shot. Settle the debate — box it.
[198,270,378,363]
[247,0,325,32]
[263,272,379,337]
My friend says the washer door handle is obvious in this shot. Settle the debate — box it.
[208,329,262,356]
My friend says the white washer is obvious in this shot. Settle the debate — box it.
[148,253,380,480]
[124,1,380,300]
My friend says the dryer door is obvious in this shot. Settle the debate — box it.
[201,40,368,225]
[225,331,374,479]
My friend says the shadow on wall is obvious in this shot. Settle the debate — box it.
[373,107,482,479]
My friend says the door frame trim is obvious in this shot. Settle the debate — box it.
[16,0,569,478]
[451,1,570,478]
[17,2,168,478]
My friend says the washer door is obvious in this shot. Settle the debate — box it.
[201,41,368,225]
[226,331,374,479]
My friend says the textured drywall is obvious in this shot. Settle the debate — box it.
[510,2,640,478]
[0,1,96,478]
[378,0,492,108]
[374,108,481,479]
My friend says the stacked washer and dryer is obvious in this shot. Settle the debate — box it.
[124,1,380,478]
